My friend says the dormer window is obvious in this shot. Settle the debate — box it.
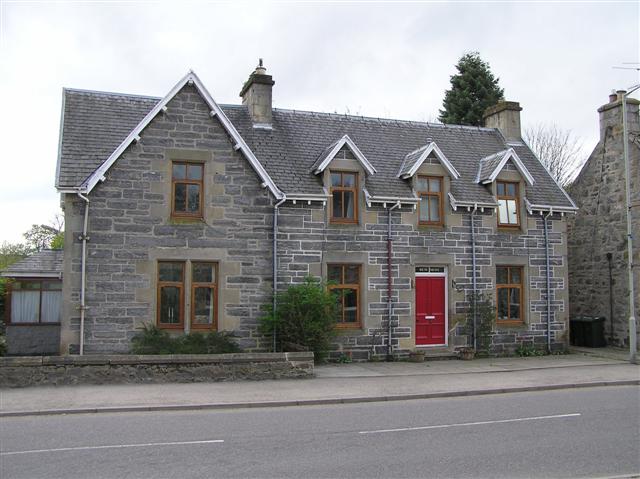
[497,181,519,227]
[330,171,358,223]
[417,176,443,226]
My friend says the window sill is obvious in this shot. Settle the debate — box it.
[418,223,445,231]
[191,325,218,331]
[496,320,526,328]
[497,226,522,234]
[7,322,61,327]
[157,324,185,330]
[170,217,205,225]
[335,324,362,332]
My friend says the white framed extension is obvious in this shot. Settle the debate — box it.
[414,266,449,348]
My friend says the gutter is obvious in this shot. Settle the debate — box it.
[272,195,287,352]
[543,209,553,354]
[386,201,401,361]
[77,192,90,356]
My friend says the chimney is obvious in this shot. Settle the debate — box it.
[483,101,522,142]
[239,59,275,126]
[597,90,640,140]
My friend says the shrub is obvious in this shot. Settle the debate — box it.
[465,291,496,355]
[260,276,338,361]
[131,324,241,355]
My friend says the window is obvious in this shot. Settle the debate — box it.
[497,181,519,227]
[496,266,523,323]
[330,171,358,223]
[191,262,217,330]
[417,176,443,225]
[328,264,360,328]
[8,280,61,324]
[157,262,184,329]
[172,162,203,218]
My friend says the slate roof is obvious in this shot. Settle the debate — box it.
[1,250,64,278]
[56,89,159,189]
[398,145,429,179]
[55,88,576,209]
[477,150,509,183]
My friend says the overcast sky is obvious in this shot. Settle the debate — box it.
[0,0,638,244]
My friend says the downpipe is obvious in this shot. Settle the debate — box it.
[470,204,478,350]
[77,192,90,356]
[543,210,553,354]
[272,196,286,352]
[386,201,401,361]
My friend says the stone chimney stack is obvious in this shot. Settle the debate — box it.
[483,101,523,142]
[239,59,275,127]
[597,90,640,140]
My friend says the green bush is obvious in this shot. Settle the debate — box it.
[465,291,496,355]
[260,276,338,361]
[131,324,241,355]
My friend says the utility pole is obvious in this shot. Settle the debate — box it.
[621,84,639,364]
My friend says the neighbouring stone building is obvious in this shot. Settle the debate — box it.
[568,91,640,347]
[1,250,63,355]
[4,63,578,358]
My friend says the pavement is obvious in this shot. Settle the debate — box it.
[1,352,638,417]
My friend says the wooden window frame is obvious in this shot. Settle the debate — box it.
[417,175,444,226]
[330,171,359,224]
[4,279,62,326]
[496,265,524,324]
[157,261,185,330]
[496,180,520,228]
[190,262,218,331]
[171,161,204,219]
[328,263,361,329]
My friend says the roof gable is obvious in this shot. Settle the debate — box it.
[311,135,376,176]
[397,141,460,179]
[75,71,283,199]
[475,148,534,186]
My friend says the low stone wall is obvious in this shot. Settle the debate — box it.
[0,352,314,388]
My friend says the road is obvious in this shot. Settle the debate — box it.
[1,386,638,478]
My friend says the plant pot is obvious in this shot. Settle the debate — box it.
[459,348,475,360]
[409,351,425,363]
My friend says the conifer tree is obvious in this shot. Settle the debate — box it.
[439,52,504,126]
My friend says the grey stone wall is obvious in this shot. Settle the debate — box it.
[568,98,640,347]
[0,352,314,388]
[61,84,274,354]
[276,201,569,359]
[6,325,60,356]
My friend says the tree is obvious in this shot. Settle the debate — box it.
[524,124,584,187]
[439,52,504,126]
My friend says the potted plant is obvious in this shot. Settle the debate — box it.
[458,347,475,360]
[409,350,426,362]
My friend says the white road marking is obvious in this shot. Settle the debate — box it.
[359,413,581,434]
[1,439,224,456]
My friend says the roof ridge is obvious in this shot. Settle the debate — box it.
[269,107,497,132]
[64,88,162,101]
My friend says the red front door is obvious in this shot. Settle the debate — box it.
[415,276,446,346]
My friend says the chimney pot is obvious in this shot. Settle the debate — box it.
[609,91,618,103]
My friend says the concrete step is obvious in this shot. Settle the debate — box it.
[414,348,459,361]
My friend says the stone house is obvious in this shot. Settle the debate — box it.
[568,91,639,347]
[18,62,577,358]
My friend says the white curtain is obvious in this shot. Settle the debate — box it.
[11,291,39,323]
[41,291,62,323]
